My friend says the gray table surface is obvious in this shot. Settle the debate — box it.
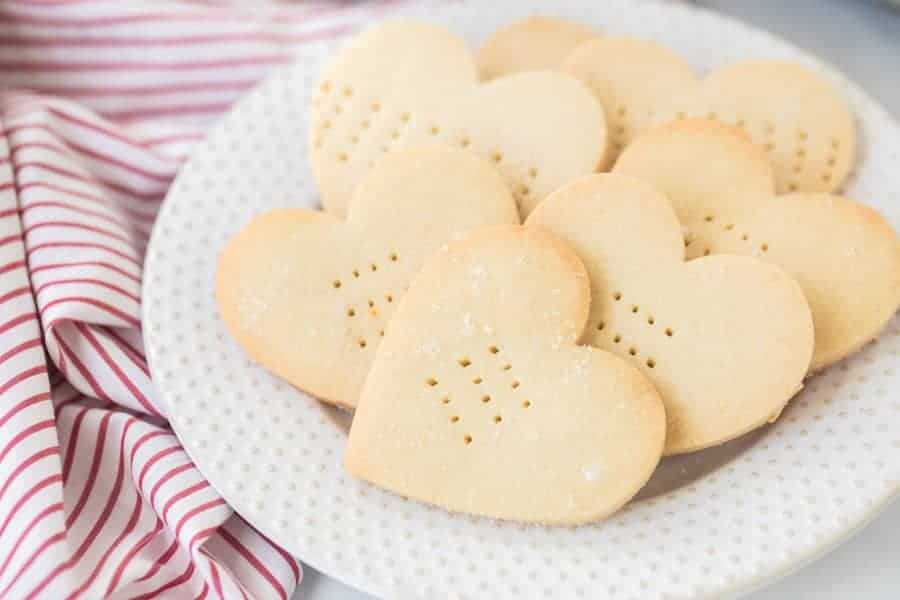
[299,1,900,597]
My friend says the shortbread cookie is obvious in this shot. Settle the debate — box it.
[310,20,606,217]
[562,36,698,166]
[346,226,665,524]
[615,119,900,370]
[476,16,598,80]
[217,146,519,409]
[527,174,814,454]
[655,60,856,193]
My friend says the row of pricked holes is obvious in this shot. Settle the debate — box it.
[597,291,672,369]
[331,252,399,290]
[691,215,769,255]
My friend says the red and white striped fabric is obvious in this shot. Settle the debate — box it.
[0,1,399,597]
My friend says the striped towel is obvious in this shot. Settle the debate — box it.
[0,1,396,597]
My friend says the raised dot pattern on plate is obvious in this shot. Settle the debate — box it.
[143,1,900,599]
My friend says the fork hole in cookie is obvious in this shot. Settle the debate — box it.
[429,126,440,136]
[464,435,473,445]
[426,377,438,387]
[741,233,749,241]
[488,345,499,354]
[389,252,398,262]
[386,294,393,303]
[613,292,622,301]
[647,316,655,325]
[400,112,410,123]
[629,347,637,356]
[494,415,503,424]
[703,248,711,256]
[347,308,355,317]
[522,400,532,409]
[491,152,503,163]
[502,364,512,371]
[458,358,471,368]
[528,167,538,179]
[704,215,714,223]
[511,381,520,389]
[665,328,674,337]
[352,269,360,278]
[379,330,384,337]
[647,358,656,369]
[371,102,381,112]
[451,415,459,423]
[333,280,342,289]
[320,81,332,93]
[631,305,639,314]
[459,137,471,148]
[597,321,605,331]
[613,335,622,344]
[368,299,375,308]
[482,395,491,404]
[338,152,348,162]
[442,397,451,405]
[760,243,769,252]
[370,263,377,272]
[358,339,367,348]
[473,377,483,385]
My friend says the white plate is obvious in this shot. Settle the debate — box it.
[143,1,900,598]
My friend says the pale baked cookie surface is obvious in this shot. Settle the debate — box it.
[655,60,856,194]
[216,146,519,409]
[346,226,665,525]
[527,174,814,455]
[562,36,698,167]
[615,119,900,371]
[475,16,598,80]
[310,20,606,217]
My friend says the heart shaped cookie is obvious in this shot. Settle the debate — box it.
[346,226,665,524]
[310,20,606,217]
[527,174,814,455]
[562,35,698,166]
[217,146,519,409]
[476,16,599,80]
[614,119,900,371]
[653,60,856,194]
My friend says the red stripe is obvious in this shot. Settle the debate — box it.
[60,404,91,484]
[15,161,163,201]
[0,419,55,467]
[209,559,225,600]
[104,102,235,122]
[0,207,19,218]
[4,531,67,600]
[28,241,142,267]
[0,337,41,365]
[0,259,26,276]
[148,462,193,510]
[219,527,287,600]
[138,131,204,147]
[194,582,210,600]
[0,286,32,304]
[0,8,266,27]
[0,54,290,72]
[62,418,139,599]
[161,480,210,524]
[0,25,351,48]
[0,502,63,580]
[260,531,301,585]
[104,517,163,596]
[0,391,50,428]
[0,365,48,395]
[135,537,179,583]
[31,260,141,284]
[23,201,149,236]
[0,474,62,539]
[0,446,59,504]
[35,278,140,304]
[25,220,137,246]
[103,328,149,376]
[130,561,196,600]
[128,430,174,479]
[0,313,36,335]
[15,180,158,223]
[34,79,258,98]
[137,445,182,495]
[64,411,112,528]
[76,323,157,414]
[41,296,141,327]
[52,329,116,403]
[11,140,172,182]
[1,233,23,246]
[174,498,227,541]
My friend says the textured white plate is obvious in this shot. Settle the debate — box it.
[143,1,900,598]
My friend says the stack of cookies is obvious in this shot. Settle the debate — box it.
[216,17,900,526]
